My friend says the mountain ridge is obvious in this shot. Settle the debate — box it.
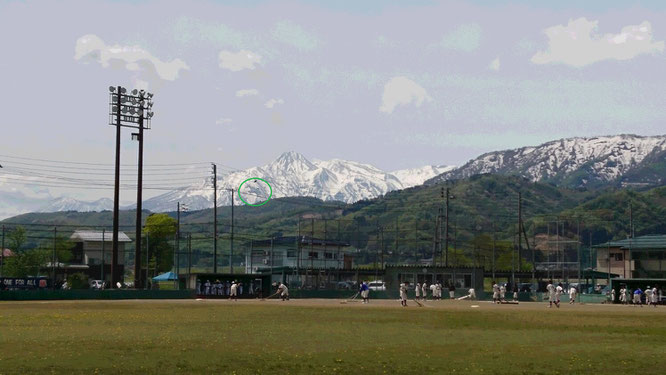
[426,134,666,188]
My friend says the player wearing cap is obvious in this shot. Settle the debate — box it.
[546,280,556,308]
[569,286,577,304]
[359,281,370,304]
[399,281,409,307]
[492,281,500,304]
[229,280,238,301]
[277,282,289,301]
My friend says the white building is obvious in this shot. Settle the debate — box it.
[245,236,354,274]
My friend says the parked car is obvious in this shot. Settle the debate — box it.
[368,281,386,291]
[89,280,105,290]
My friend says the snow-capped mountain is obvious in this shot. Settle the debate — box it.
[426,134,666,188]
[142,151,452,212]
[39,197,114,213]
[391,165,456,187]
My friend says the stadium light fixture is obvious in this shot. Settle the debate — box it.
[107,85,155,290]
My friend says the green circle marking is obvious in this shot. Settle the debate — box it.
[237,178,272,207]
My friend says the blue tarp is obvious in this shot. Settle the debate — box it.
[152,271,177,281]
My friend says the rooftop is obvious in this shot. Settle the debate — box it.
[248,236,350,247]
[70,230,132,243]
[592,235,666,250]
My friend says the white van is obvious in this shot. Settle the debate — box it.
[368,281,386,291]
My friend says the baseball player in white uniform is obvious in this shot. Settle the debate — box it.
[555,283,564,308]
[399,281,409,307]
[492,282,500,304]
[415,283,421,300]
[278,283,289,301]
[229,281,238,301]
[546,281,556,308]
[569,286,577,304]
[619,287,626,304]
[645,286,653,306]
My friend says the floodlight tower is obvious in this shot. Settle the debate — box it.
[108,86,154,288]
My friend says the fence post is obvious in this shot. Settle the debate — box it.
[1,224,5,276]
[52,227,57,290]
[102,228,105,283]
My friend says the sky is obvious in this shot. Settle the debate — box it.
[0,0,665,216]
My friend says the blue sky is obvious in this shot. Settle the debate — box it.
[0,0,664,211]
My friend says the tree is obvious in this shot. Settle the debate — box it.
[8,226,26,253]
[3,249,49,277]
[144,213,177,273]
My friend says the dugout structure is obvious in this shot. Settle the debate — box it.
[384,265,484,297]
[183,273,272,299]
[609,278,666,303]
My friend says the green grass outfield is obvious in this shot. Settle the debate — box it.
[0,299,665,374]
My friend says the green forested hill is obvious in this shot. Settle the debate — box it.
[2,176,664,267]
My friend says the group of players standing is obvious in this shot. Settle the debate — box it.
[616,285,660,306]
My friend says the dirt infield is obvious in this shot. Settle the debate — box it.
[205,298,666,313]
[7,297,661,314]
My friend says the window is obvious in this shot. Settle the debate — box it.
[308,251,319,259]
[324,252,333,259]
[463,274,472,288]
[287,251,297,258]
[613,253,623,261]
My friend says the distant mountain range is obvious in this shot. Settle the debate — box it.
[426,134,666,188]
[139,151,454,212]
[20,133,666,217]
[33,152,452,214]
[39,197,114,213]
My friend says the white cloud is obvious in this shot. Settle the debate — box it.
[531,18,665,67]
[215,118,233,125]
[379,76,433,114]
[489,57,500,71]
[439,23,482,52]
[264,98,284,108]
[272,20,320,50]
[218,50,262,71]
[235,89,259,97]
[74,34,189,81]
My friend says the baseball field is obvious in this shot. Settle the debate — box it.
[0,298,665,374]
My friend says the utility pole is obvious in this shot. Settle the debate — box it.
[52,227,57,290]
[270,237,274,275]
[1,225,5,276]
[174,232,178,289]
[380,226,384,269]
[188,233,192,283]
[577,220,581,285]
[297,218,301,286]
[110,85,122,288]
[493,222,496,280]
[445,187,450,267]
[101,228,105,282]
[211,163,218,273]
[395,217,398,264]
[228,189,234,274]
[629,203,633,239]
[518,192,522,272]
[432,211,440,266]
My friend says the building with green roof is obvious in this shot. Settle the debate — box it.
[593,235,666,279]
